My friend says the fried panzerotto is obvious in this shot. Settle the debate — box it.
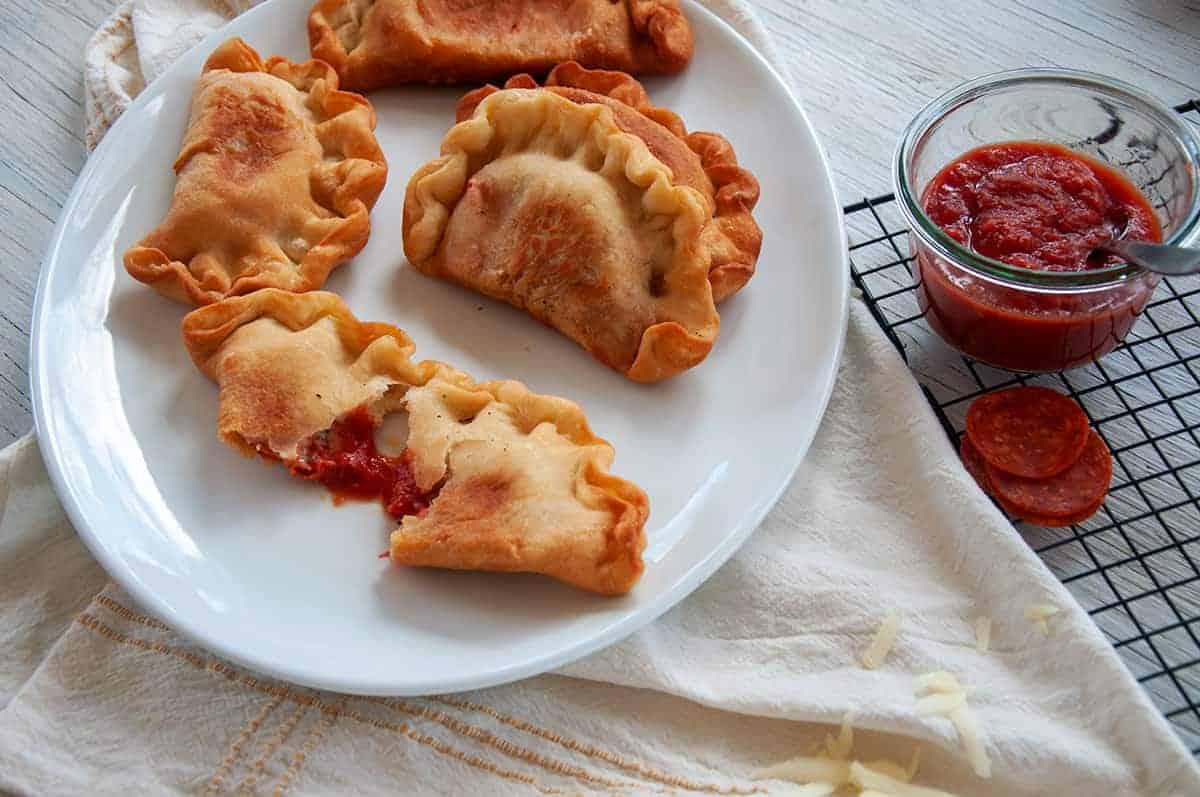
[182,289,648,596]
[403,63,761,382]
[308,0,692,91]
[124,38,387,306]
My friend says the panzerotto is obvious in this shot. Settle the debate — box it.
[403,63,760,382]
[124,38,387,305]
[182,289,649,595]
[308,0,693,90]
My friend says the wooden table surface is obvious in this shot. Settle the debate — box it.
[2,0,1197,445]
[2,0,1200,756]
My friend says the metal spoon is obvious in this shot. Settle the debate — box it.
[1092,238,1200,276]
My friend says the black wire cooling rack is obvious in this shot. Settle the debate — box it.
[843,100,1200,754]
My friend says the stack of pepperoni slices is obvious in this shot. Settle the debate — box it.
[959,386,1112,527]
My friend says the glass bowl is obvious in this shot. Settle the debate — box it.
[893,69,1200,373]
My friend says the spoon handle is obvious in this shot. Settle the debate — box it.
[1096,239,1200,277]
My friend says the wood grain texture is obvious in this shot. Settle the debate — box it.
[0,0,112,444]
[755,0,1200,202]
[0,0,1198,751]
[1,0,1197,445]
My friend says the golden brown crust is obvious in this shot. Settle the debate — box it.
[181,289,648,595]
[307,0,692,91]
[456,63,761,303]
[548,63,761,302]
[685,131,763,303]
[181,289,416,457]
[403,87,720,382]
[455,76,707,199]
[124,38,388,306]
[457,62,686,136]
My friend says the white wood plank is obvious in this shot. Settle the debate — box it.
[0,0,109,443]
[2,0,1197,444]
[0,0,1197,736]
[755,0,1200,203]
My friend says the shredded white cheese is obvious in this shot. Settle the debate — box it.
[913,671,963,695]
[861,610,904,670]
[974,616,992,652]
[914,671,992,780]
[755,757,849,783]
[915,690,967,716]
[906,747,921,781]
[949,705,991,779]
[1026,603,1060,635]
[829,712,855,760]
[755,714,951,796]
[757,754,954,797]
[849,762,958,797]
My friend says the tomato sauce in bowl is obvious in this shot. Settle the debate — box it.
[912,142,1163,372]
[893,70,1200,375]
[923,141,1161,272]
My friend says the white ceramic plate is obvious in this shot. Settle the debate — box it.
[31,0,848,695]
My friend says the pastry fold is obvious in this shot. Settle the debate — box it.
[458,63,762,302]
[182,289,648,595]
[125,38,387,305]
[403,64,760,382]
[308,0,693,91]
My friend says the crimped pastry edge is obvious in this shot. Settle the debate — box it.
[123,37,388,306]
[181,289,649,594]
[403,87,719,382]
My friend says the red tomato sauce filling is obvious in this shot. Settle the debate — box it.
[923,141,1161,272]
[289,407,430,520]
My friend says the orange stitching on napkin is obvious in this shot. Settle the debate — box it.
[271,700,341,797]
[77,612,312,704]
[205,694,283,795]
[235,702,309,795]
[342,705,564,795]
[74,614,564,795]
[431,696,765,794]
[94,594,172,632]
[364,696,653,792]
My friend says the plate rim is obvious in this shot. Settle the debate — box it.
[29,0,850,695]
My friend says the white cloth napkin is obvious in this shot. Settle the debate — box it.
[4,1,1198,794]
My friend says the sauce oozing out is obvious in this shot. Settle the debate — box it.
[922,141,1162,272]
[289,406,430,520]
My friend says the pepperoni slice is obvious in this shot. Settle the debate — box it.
[995,492,1107,528]
[985,430,1111,523]
[966,386,1089,478]
[959,436,995,495]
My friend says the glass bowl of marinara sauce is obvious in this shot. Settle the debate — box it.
[894,69,1200,373]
